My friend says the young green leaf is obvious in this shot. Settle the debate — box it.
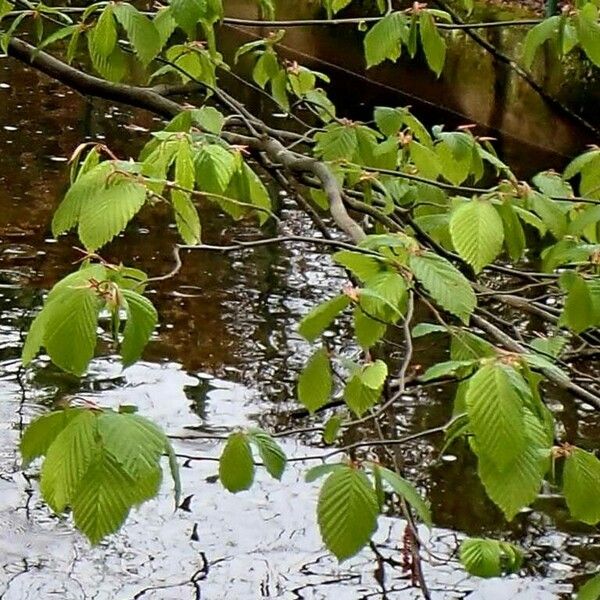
[298,294,350,342]
[120,289,158,366]
[449,200,505,273]
[459,538,523,578]
[563,447,600,525]
[419,12,446,77]
[317,466,379,560]
[297,347,332,414]
[248,429,287,480]
[409,251,476,323]
[377,466,432,526]
[219,432,255,493]
[466,363,525,471]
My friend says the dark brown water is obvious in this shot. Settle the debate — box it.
[0,9,599,600]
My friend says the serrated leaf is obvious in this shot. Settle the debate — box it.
[44,284,102,376]
[522,16,559,68]
[409,251,476,323]
[249,429,286,480]
[192,106,225,135]
[41,411,98,513]
[466,363,525,471]
[305,462,344,483]
[378,466,432,526]
[78,178,147,251]
[317,466,379,560]
[97,412,166,478]
[563,447,600,525]
[72,447,158,545]
[460,538,522,578]
[113,3,161,65]
[476,408,550,520]
[361,360,388,389]
[219,432,255,493]
[411,322,447,337]
[364,12,409,68]
[323,415,343,444]
[576,4,600,68]
[420,359,477,382]
[333,250,384,282]
[20,408,86,468]
[450,200,504,273]
[298,348,332,414]
[419,12,446,76]
[298,294,350,342]
[120,289,158,366]
[344,372,382,417]
[353,306,387,349]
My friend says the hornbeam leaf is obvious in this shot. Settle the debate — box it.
[248,429,287,480]
[298,348,332,414]
[459,538,523,578]
[120,289,158,366]
[219,432,255,493]
[113,3,161,65]
[576,4,600,68]
[522,16,560,68]
[317,466,379,560]
[364,12,409,68]
[466,363,525,471]
[40,410,98,513]
[419,12,446,77]
[449,200,504,273]
[563,447,600,525]
[409,251,476,323]
[476,409,550,520]
[20,408,86,468]
[298,294,350,342]
[377,466,432,526]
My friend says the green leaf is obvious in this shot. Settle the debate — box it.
[113,3,161,65]
[476,408,550,520]
[97,412,166,478]
[191,106,225,135]
[298,348,332,414]
[314,124,358,161]
[419,12,446,76]
[20,408,86,468]
[420,359,477,382]
[409,251,476,323]
[41,411,98,513]
[248,429,287,480]
[333,250,385,282]
[361,360,388,389]
[120,289,158,366]
[359,271,407,322]
[169,0,204,38]
[219,432,255,493]
[466,363,525,471]
[576,4,600,67]
[450,200,504,273]
[460,538,523,578]
[497,202,525,262]
[578,572,600,600]
[522,16,559,68]
[410,140,442,179]
[305,462,344,483]
[317,466,379,560]
[298,294,350,342]
[323,415,343,444]
[364,12,409,68]
[72,447,157,545]
[91,5,117,58]
[172,190,201,244]
[559,272,595,333]
[44,284,102,376]
[353,307,387,349]
[378,466,432,526]
[344,375,380,416]
[411,322,447,337]
[563,447,600,525]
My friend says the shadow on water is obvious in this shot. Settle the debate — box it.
[0,6,599,598]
